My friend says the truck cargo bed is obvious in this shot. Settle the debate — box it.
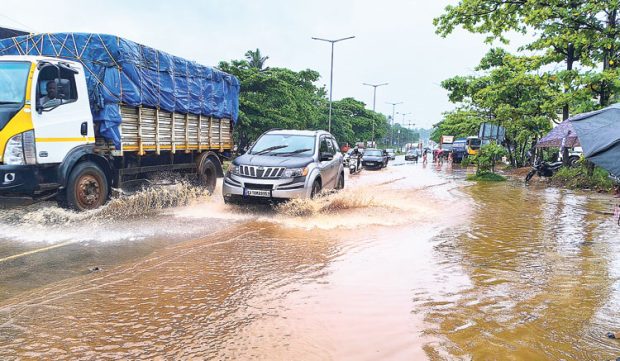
[119,106,232,154]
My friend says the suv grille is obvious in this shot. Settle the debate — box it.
[238,165,285,178]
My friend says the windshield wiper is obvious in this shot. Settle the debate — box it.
[0,101,21,105]
[253,145,288,155]
[276,148,312,156]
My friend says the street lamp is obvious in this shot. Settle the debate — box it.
[363,82,388,144]
[397,112,411,150]
[386,101,403,145]
[312,35,355,133]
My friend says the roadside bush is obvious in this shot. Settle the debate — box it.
[551,164,614,192]
[470,143,507,175]
[466,171,507,182]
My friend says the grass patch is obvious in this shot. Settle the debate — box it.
[466,172,507,182]
[551,165,614,192]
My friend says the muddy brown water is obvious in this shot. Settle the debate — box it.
[0,160,619,360]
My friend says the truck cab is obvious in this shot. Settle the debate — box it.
[0,56,95,205]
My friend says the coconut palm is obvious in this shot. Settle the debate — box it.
[244,48,269,71]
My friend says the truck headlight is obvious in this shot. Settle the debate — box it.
[4,130,36,165]
[282,167,309,178]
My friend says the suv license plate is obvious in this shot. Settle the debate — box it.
[245,189,271,197]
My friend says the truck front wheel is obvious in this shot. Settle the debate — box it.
[63,161,109,211]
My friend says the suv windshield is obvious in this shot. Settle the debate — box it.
[0,62,30,104]
[250,134,315,156]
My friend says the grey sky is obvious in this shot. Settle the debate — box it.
[0,0,516,129]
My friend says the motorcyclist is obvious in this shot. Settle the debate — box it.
[352,146,362,171]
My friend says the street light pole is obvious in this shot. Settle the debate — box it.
[363,82,388,144]
[398,112,411,150]
[312,36,355,133]
[386,101,403,146]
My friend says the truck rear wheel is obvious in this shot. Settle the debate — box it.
[64,161,109,211]
[198,157,217,194]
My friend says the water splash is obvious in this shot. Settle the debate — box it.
[275,190,380,217]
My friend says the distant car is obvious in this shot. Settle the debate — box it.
[223,129,344,204]
[559,146,583,167]
[405,149,419,162]
[362,148,389,169]
[385,148,396,160]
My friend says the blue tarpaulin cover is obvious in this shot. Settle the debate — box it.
[569,103,620,177]
[0,33,240,148]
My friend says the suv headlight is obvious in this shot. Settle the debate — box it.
[227,164,239,176]
[282,167,309,178]
[4,130,36,165]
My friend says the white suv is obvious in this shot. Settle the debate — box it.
[223,130,344,204]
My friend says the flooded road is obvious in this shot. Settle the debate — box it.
[0,159,619,360]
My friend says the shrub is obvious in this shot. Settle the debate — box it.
[466,171,507,182]
[470,143,506,175]
[551,164,614,191]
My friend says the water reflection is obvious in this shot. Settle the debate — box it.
[419,181,620,360]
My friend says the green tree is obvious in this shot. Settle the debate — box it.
[435,49,557,167]
[219,51,390,151]
[434,0,620,118]
[244,48,270,71]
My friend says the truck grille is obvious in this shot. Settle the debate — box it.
[238,165,285,178]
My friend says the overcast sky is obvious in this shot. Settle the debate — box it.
[0,0,524,129]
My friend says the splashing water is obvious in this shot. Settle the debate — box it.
[275,190,381,217]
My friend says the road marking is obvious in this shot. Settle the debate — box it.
[0,240,76,264]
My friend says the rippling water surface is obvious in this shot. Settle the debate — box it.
[0,160,619,360]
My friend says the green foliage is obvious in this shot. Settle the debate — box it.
[219,50,391,150]
[470,143,507,175]
[551,165,614,191]
[434,49,556,166]
[431,109,484,142]
[466,172,507,182]
[434,0,620,111]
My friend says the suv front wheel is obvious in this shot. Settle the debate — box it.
[310,179,322,199]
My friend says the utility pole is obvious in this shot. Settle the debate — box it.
[397,111,411,149]
[312,36,355,133]
[363,82,388,144]
[386,101,403,146]
[405,120,416,149]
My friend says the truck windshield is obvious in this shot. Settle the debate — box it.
[0,62,30,105]
[250,134,315,156]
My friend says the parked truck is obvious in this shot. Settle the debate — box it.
[0,33,239,210]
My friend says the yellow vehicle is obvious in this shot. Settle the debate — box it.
[0,33,238,211]
[465,136,482,156]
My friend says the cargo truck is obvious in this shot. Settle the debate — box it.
[0,33,239,210]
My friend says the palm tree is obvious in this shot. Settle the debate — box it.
[245,48,269,71]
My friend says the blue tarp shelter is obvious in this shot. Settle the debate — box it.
[569,104,620,177]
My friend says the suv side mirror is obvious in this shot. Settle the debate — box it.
[320,152,334,161]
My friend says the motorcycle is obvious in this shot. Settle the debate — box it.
[349,154,362,174]
[525,161,563,182]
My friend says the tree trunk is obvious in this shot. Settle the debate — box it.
[562,43,575,121]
